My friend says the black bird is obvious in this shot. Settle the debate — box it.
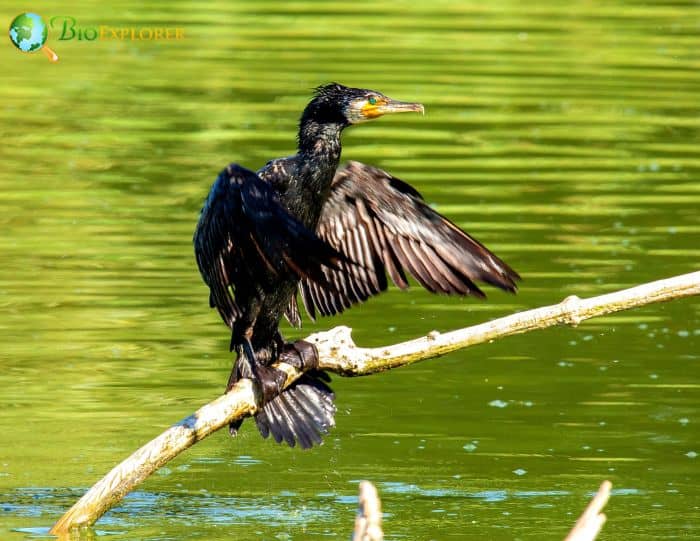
[194,83,519,449]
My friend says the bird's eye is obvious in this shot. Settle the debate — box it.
[368,96,377,105]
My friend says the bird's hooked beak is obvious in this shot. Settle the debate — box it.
[361,97,425,120]
[346,95,424,123]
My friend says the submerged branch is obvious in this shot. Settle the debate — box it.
[351,479,611,541]
[565,480,612,541]
[50,270,699,535]
[352,480,383,541]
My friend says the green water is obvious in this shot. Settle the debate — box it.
[1,1,698,539]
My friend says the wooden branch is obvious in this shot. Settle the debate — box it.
[310,270,700,375]
[348,480,610,541]
[352,480,383,541]
[565,480,612,541]
[50,270,699,535]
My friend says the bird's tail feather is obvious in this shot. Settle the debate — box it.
[255,372,336,449]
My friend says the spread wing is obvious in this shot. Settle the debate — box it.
[193,163,347,328]
[299,161,520,319]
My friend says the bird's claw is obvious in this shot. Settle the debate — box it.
[226,339,321,407]
[279,340,319,371]
[253,363,288,403]
[254,341,321,403]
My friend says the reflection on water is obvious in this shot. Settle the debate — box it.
[0,483,647,538]
[0,0,698,539]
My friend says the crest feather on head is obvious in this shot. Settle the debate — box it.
[313,82,349,99]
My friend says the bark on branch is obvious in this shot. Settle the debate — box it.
[50,270,700,535]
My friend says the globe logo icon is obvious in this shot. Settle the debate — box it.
[8,12,59,62]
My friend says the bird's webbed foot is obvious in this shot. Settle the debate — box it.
[253,363,288,403]
[278,340,320,372]
[226,338,334,447]
[251,339,321,404]
[227,338,287,400]
[226,337,287,437]
[255,340,335,449]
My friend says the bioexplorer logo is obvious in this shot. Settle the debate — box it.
[8,12,58,62]
[8,13,186,62]
[50,16,185,42]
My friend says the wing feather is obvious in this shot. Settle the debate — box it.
[193,163,351,328]
[299,161,519,318]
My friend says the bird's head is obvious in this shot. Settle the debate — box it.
[302,83,424,127]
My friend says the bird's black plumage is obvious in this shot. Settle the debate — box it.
[300,161,519,319]
[194,83,520,448]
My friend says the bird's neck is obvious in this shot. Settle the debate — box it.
[294,119,345,206]
[298,119,344,164]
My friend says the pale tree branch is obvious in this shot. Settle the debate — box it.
[50,270,699,535]
[565,480,612,541]
[309,270,700,375]
[350,479,611,541]
[352,480,383,541]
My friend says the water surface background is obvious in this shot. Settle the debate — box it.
[1,1,698,539]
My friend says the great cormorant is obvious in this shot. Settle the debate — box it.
[194,83,519,449]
